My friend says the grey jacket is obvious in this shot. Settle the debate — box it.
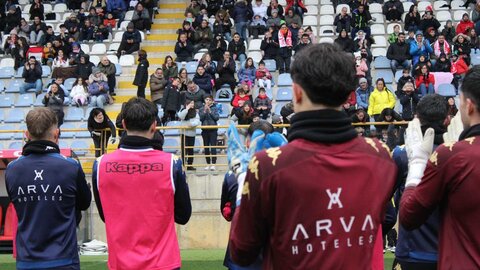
[198,103,219,128]
[149,74,168,102]
[178,108,201,137]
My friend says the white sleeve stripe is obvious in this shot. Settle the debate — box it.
[96,156,103,192]
[170,155,176,193]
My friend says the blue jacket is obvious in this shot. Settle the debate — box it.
[6,140,91,270]
[238,66,256,83]
[355,85,373,110]
[107,0,126,12]
[409,39,433,66]
[393,145,439,263]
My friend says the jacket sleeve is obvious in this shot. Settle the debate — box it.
[178,108,188,120]
[76,161,92,211]
[92,159,105,222]
[211,106,220,121]
[189,113,201,127]
[107,119,117,138]
[386,45,394,60]
[172,157,192,225]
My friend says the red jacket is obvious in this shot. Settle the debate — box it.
[456,20,474,35]
[345,91,357,106]
[415,73,435,88]
[285,0,306,14]
[232,94,253,108]
[255,68,272,80]
[451,57,469,75]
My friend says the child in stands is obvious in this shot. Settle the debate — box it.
[253,87,272,120]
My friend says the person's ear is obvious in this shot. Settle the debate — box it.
[53,128,60,144]
[150,120,157,134]
[292,82,303,105]
[466,98,476,116]
[25,130,31,141]
[122,119,127,130]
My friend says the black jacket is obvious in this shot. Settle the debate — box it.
[334,36,354,53]
[260,36,279,59]
[217,58,236,80]
[209,38,227,61]
[161,84,182,112]
[387,41,411,62]
[76,58,95,80]
[192,72,213,93]
[228,38,246,57]
[397,91,419,121]
[433,59,451,72]
[174,41,194,58]
[22,61,42,83]
[133,58,149,87]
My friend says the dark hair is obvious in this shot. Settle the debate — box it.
[247,119,274,136]
[290,44,356,107]
[416,94,448,126]
[259,87,266,93]
[122,98,158,131]
[205,95,213,100]
[461,66,480,111]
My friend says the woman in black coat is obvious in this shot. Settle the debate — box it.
[133,50,150,98]
[87,108,117,157]
[161,77,183,124]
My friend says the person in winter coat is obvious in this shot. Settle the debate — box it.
[415,64,435,96]
[404,5,420,32]
[441,20,456,44]
[228,33,247,63]
[5,5,21,34]
[192,65,213,94]
[255,61,272,90]
[76,55,95,80]
[184,81,207,109]
[231,86,253,110]
[70,77,89,106]
[335,29,355,53]
[133,50,149,98]
[278,23,293,74]
[198,53,217,79]
[116,22,141,57]
[351,5,372,38]
[88,68,110,108]
[253,88,272,119]
[20,56,43,95]
[199,95,219,170]
[382,0,403,22]
[30,0,44,20]
[409,31,433,66]
[387,32,411,75]
[131,3,151,33]
[161,77,183,124]
[178,100,201,170]
[231,0,253,40]
[237,57,256,86]
[396,68,415,93]
[162,55,178,80]
[146,68,166,105]
[260,30,279,61]
[87,108,116,157]
[175,33,194,62]
[249,14,267,39]
[368,78,396,121]
[355,77,373,110]
[452,33,471,65]
[432,34,451,59]
[433,53,451,72]
[43,82,65,127]
[284,9,302,28]
[233,101,254,125]
[285,0,307,19]
[354,51,368,78]
[194,20,213,53]
[456,13,474,35]
[216,51,237,90]
[451,53,469,89]
[396,81,419,121]
[334,6,352,33]
[98,56,117,95]
[212,10,233,42]
[209,33,228,62]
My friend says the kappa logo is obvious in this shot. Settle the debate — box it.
[106,162,164,174]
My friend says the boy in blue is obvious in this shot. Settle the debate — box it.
[6,108,91,270]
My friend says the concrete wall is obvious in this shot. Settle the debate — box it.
[89,174,231,249]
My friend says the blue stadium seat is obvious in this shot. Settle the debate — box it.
[15,94,34,107]
[85,107,94,119]
[277,73,292,86]
[276,88,293,101]
[64,78,76,91]
[374,56,391,69]
[58,140,69,149]
[41,66,51,77]
[217,119,228,135]
[215,88,233,102]
[15,67,24,78]
[437,83,457,97]
[13,124,26,140]
[0,94,15,107]
[5,108,25,123]
[0,67,15,79]
[71,140,89,156]
[34,93,46,106]
[164,121,181,136]
[65,107,84,122]
[471,55,480,66]
[186,61,198,74]
[217,103,229,118]
[76,123,92,138]
[0,124,15,139]
[263,59,277,71]
[8,141,23,150]
[0,109,4,122]
[163,138,179,153]
[375,70,394,84]
[60,123,77,138]
[115,64,122,75]
[394,70,403,82]
[0,80,5,91]
[5,79,23,93]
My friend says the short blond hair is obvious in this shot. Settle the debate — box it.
[26,108,58,139]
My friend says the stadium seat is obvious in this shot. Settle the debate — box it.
[186,61,198,74]
[60,123,77,138]
[34,93,46,106]
[41,65,51,77]
[434,1,449,11]
[371,24,385,35]
[113,32,124,42]
[248,39,262,51]
[15,94,34,107]
[194,52,204,61]
[318,37,334,44]
[53,3,67,12]
[372,48,387,58]
[0,109,4,123]
[369,3,382,13]
[5,108,25,123]
[124,10,134,21]
[437,84,457,96]
[91,44,107,55]
[217,103,229,118]
[335,4,350,14]
[43,3,52,13]
[71,140,89,156]
[217,119,228,135]
[436,11,452,22]
[58,140,69,149]
[375,70,394,84]
[394,70,403,82]
[319,25,335,36]
[451,0,466,9]
[305,5,318,15]
[0,124,15,139]
[371,36,387,48]
[8,141,23,150]
[15,66,24,78]
[319,15,334,25]
[119,55,135,66]
[163,138,179,153]
[108,43,120,54]
[80,44,90,54]
[0,80,5,91]
[417,1,431,12]
[320,0,331,4]
[374,56,391,69]
[115,64,122,75]
[277,73,292,86]
[319,5,333,15]
[453,10,465,21]
[402,2,414,13]
[23,4,31,13]
[274,102,288,115]
[304,0,317,5]
[0,66,15,78]
[90,56,100,66]
[215,88,233,102]
[0,94,15,107]
[5,79,23,93]
[263,59,277,71]
[107,55,119,64]
[276,88,293,101]
[247,51,263,63]
[64,78,76,91]
[371,13,384,24]
[65,107,84,122]
[164,121,182,136]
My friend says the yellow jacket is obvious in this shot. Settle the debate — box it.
[367,87,396,116]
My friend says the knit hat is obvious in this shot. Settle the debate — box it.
[415,30,423,37]
[92,67,101,74]
[8,5,16,11]
[359,77,368,84]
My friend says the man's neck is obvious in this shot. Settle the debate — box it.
[125,131,154,139]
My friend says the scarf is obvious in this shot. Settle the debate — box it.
[459,124,480,141]
[119,135,164,151]
[22,140,60,156]
[287,109,358,143]
[278,29,292,47]
[434,41,451,57]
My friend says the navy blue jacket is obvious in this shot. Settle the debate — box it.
[6,140,91,270]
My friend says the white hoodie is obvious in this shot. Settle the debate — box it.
[70,85,89,99]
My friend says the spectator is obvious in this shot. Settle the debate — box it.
[178,68,189,92]
[162,55,178,80]
[351,5,372,38]
[29,0,44,20]
[106,0,127,24]
[231,86,253,110]
[284,8,302,28]
[404,5,420,32]
[198,53,217,79]
[212,10,232,42]
[5,108,91,270]
[199,95,220,170]
[266,10,282,29]
[433,53,452,72]
[382,0,403,22]
[132,3,151,34]
[425,27,438,45]
[232,0,253,40]
[457,13,474,35]
[233,101,254,125]
[388,24,401,44]
[419,11,440,35]
[178,100,201,170]
[474,1,480,34]
[409,31,433,66]
[18,18,31,40]
[368,78,396,121]
[412,54,432,75]
[387,32,411,75]
[446,97,458,121]
[452,33,472,65]
[351,107,369,124]
[42,82,65,127]
[20,56,43,95]
[334,7,352,33]
[185,0,202,17]
[217,51,237,90]
[415,64,435,96]
[177,20,195,43]
[238,57,256,86]
[51,49,73,78]
[77,55,95,80]
[468,28,479,53]
[249,14,267,39]
[285,0,307,19]
[261,30,279,62]
[64,13,80,40]
[175,33,194,62]
[5,5,21,34]
[206,0,221,16]
[209,33,228,62]
[255,61,273,91]
[161,77,183,124]
[353,29,372,51]
[441,20,456,44]
[41,26,55,46]
[278,23,293,74]
[150,68,168,104]
[355,77,373,110]
[194,20,213,53]
[87,7,102,26]
[79,19,95,42]
[396,67,415,93]
[87,108,116,157]
[396,81,419,121]
[280,101,294,124]
[133,50,150,98]
[98,57,116,96]
[354,51,368,79]
[193,65,213,94]
[116,22,141,57]
[267,0,284,18]
[70,77,89,107]
[88,68,110,108]
[432,34,451,59]
[185,81,207,109]
[30,16,47,45]
[253,87,272,119]
[451,53,469,89]
[5,31,28,70]
[294,33,311,53]
[228,33,247,63]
